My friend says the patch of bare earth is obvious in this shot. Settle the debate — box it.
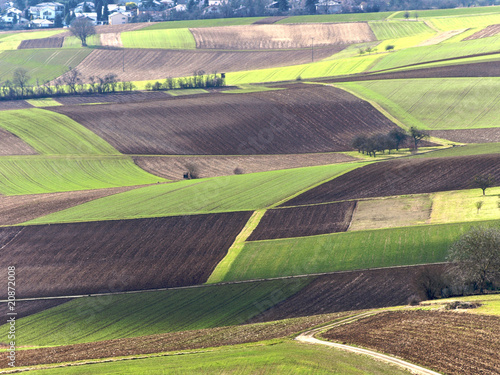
[0,100,33,111]
[464,24,500,40]
[190,23,375,49]
[0,312,350,368]
[0,186,136,225]
[99,32,123,47]
[0,299,72,320]
[49,85,398,155]
[17,37,64,49]
[323,310,500,375]
[248,265,445,322]
[430,128,500,143]
[0,128,37,155]
[134,154,357,180]
[59,46,344,83]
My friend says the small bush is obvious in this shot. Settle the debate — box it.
[233,167,244,175]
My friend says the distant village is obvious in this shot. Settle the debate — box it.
[0,0,345,29]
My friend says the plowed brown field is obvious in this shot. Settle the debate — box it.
[248,201,356,241]
[283,154,500,206]
[18,37,64,49]
[0,299,71,320]
[0,100,33,110]
[50,85,398,155]
[249,265,444,322]
[0,311,350,368]
[55,90,172,105]
[464,24,500,40]
[62,47,344,82]
[190,23,375,49]
[134,154,357,180]
[323,310,500,375]
[0,212,251,298]
[430,128,500,143]
[0,186,136,225]
[0,128,37,155]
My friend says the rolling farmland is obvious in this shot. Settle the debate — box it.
[427,13,500,31]
[284,155,500,206]
[18,37,64,49]
[0,127,36,155]
[190,23,376,49]
[368,21,433,40]
[217,220,493,282]
[143,17,265,29]
[121,28,196,49]
[27,162,364,223]
[0,212,251,298]
[49,85,398,155]
[323,310,500,375]
[464,23,500,40]
[248,201,356,240]
[0,30,64,50]
[336,78,500,130]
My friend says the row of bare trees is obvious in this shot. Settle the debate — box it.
[145,71,226,91]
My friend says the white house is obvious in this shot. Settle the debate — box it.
[315,0,341,14]
[76,12,98,24]
[173,4,186,11]
[108,11,129,25]
[31,18,54,27]
[29,2,64,20]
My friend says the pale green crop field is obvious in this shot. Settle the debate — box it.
[279,11,396,23]
[369,21,433,40]
[143,17,265,30]
[427,13,500,31]
[25,98,61,107]
[121,28,196,49]
[21,341,411,375]
[0,156,163,195]
[0,48,92,84]
[0,279,310,346]
[62,34,101,48]
[336,78,500,130]
[0,108,120,155]
[26,162,365,224]
[392,5,500,19]
[218,220,500,282]
[0,30,64,50]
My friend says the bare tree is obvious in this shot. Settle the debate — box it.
[13,68,30,97]
[409,126,429,151]
[70,17,96,47]
[448,227,500,293]
[388,128,407,151]
[63,68,83,94]
[473,174,495,196]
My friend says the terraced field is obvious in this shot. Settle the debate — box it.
[0,212,250,298]
[336,78,500,130]
[50,85,398,155]
[27,162,364,223]
[190,23,376,49]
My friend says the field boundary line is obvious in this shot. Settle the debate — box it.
[1,262,449,303]
[296,310,442,375]
[269,162,368,208]
[206,209,267,284]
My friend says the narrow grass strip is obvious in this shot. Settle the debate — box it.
[207,209,267,284]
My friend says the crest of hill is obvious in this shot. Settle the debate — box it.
[48,85,399,155]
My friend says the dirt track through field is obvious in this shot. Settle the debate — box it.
[417,29,466,46]
[134,154,357,180]
[60,46,344,83]
[190,23,376,49]
[50,84,398,155]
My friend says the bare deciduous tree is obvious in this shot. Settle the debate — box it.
[70,17,96,47]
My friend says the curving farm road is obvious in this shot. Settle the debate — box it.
[295,311,442,375]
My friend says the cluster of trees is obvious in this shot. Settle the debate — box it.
[351,127,429,157]
[145,71,226,91]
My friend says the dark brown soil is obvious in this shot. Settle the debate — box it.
[61,46,345,83]
[18,37,64,49]
[0,211,251,298]
[0,100,33,111]
[248,264,444,322]
[0,299,71,320]
[248,201,356,241]
[54,90,173,105]
[430,128,500,143]
[323,310,500,375]
[134,154,357,180]
[0,186,136,225]
[464,24,500,40]
[0,311,350,368]
[49,84,398,155]
[283,154,500,206]
[0,128,37,155]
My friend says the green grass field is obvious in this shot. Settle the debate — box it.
[216,220,500,282]
[0,48,92,84]
[369,21,433,40]
[0,109,120,155]
[336,78,500,130]
[25,98,61,107]
[26,162,365,224]
[22,341,411,375]
[392,5,500,19]
[427,13,500,31]
[121,29,196,49]
[143,17,265,30]
[0,30,64,50]
[414,143,500,158]
[0,156,164,195]
[369,34,500,71]
[278,11,396,23]
[226,54,381,85]
[1,279,310,346]
[62,34,101,48]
